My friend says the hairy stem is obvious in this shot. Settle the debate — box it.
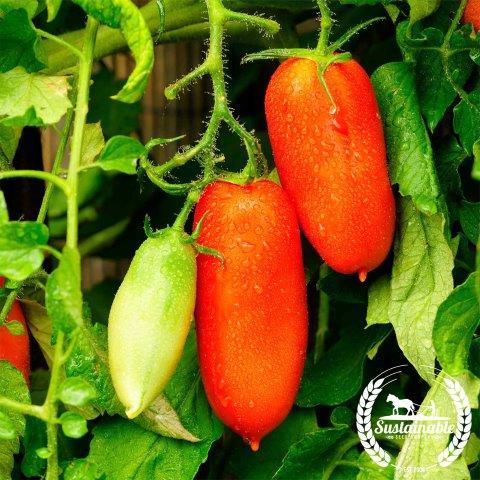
[66,18,99,249]
[44,332,64,480]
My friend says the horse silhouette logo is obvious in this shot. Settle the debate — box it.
[386,394,416,416]
[384,394,438,420]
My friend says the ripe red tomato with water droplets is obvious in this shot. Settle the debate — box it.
[265,58,396,281]
[194,180,308,451]
[0,278,30,382]
[463,0,480,30]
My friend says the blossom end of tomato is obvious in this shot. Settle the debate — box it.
[358,270,368,283]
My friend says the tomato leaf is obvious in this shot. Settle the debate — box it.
[94,135,146,174]
[58,412,88,439]
[73,123,105,169]
[396,371,479,480]
[71,0,154,103]
[458,201,480,244]
[272,426,355,479]
[86,331,223,478]
[433,273,480,375]
[397,23,475,132]
[407,0,440,24]
[453,88,480,155]
[58,377,97,407]
[0,124,21,171]
[0,362,30,480]
[0,1,37,18]
[45,246,83,335]
[224,410,318,480]
[0,221,48,281]
[45,0,62,22]
[372,62,440,215]
[297,323,390,407]
[0,9,44,73]
[388,198,454,383]
[0,68,71,127]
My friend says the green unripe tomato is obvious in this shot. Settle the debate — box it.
[108,228,196,418]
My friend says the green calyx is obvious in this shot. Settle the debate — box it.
[242,16,383,69]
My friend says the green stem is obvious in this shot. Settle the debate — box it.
[0,289,17,326]
[36,28,83,59]
[316,0,332,55]
[443,0,467,46]
[172,190,201,231]
[42,1,278,75]
[44,332,65,480]
[0,170,68,194]
[37,106,76,223]
[66,18,99,249]
[0,397,46,420]
[314,263,330,362]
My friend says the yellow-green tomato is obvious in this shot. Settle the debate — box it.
[108,228,196,418]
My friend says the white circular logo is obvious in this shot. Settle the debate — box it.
[356,366,472,471]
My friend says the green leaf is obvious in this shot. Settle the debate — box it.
[372,62,439,214]
[94,135,145,174]
[407,0,440,24]
[453,89,480,155]
[0,0,37,18]
[0,412,15,440]
[0,9,44,73]
[435,138,467,203]
[71,0,153,103]
[273,427,357,479]
[63,459,103,480]
[458,201,480,244]
[0,361,30,480]
[64,318,199,440]
[45,246,83,334]
[0,192,7,224]
[45,0,62,22]
[473,140,480,181]
[388,198,454,382]
[395,371,479,479]
[357,451,395,479]
[58,377,97,407]
[5,319,24,336]
[75,122,105,169]
[0,124,21,171]
[59,412,88,439]
[366,276,391,325]
[0,68,71,126]
[0,221,48,281]
[21,299,54,367]
[87,331,222,479]
[297,324,390,406]
[397,23,474,131]
[224,409,318,480]
[433,273,480,375]
[21,416,47,478]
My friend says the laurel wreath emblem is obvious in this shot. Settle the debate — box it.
[356,378,391,467]
[437,378,472,467]
[356,374,472,470]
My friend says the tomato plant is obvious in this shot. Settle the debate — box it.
[0,0,479,479]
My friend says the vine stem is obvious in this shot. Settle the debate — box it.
[37,106,76,223]
[44,332,65,480]
[0,170,68,194]
[316,0,333,56]
[314,263,330,362]
[66,17,99,249]
[155,0,272,195]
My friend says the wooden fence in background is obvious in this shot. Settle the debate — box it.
[42,41,206,288]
